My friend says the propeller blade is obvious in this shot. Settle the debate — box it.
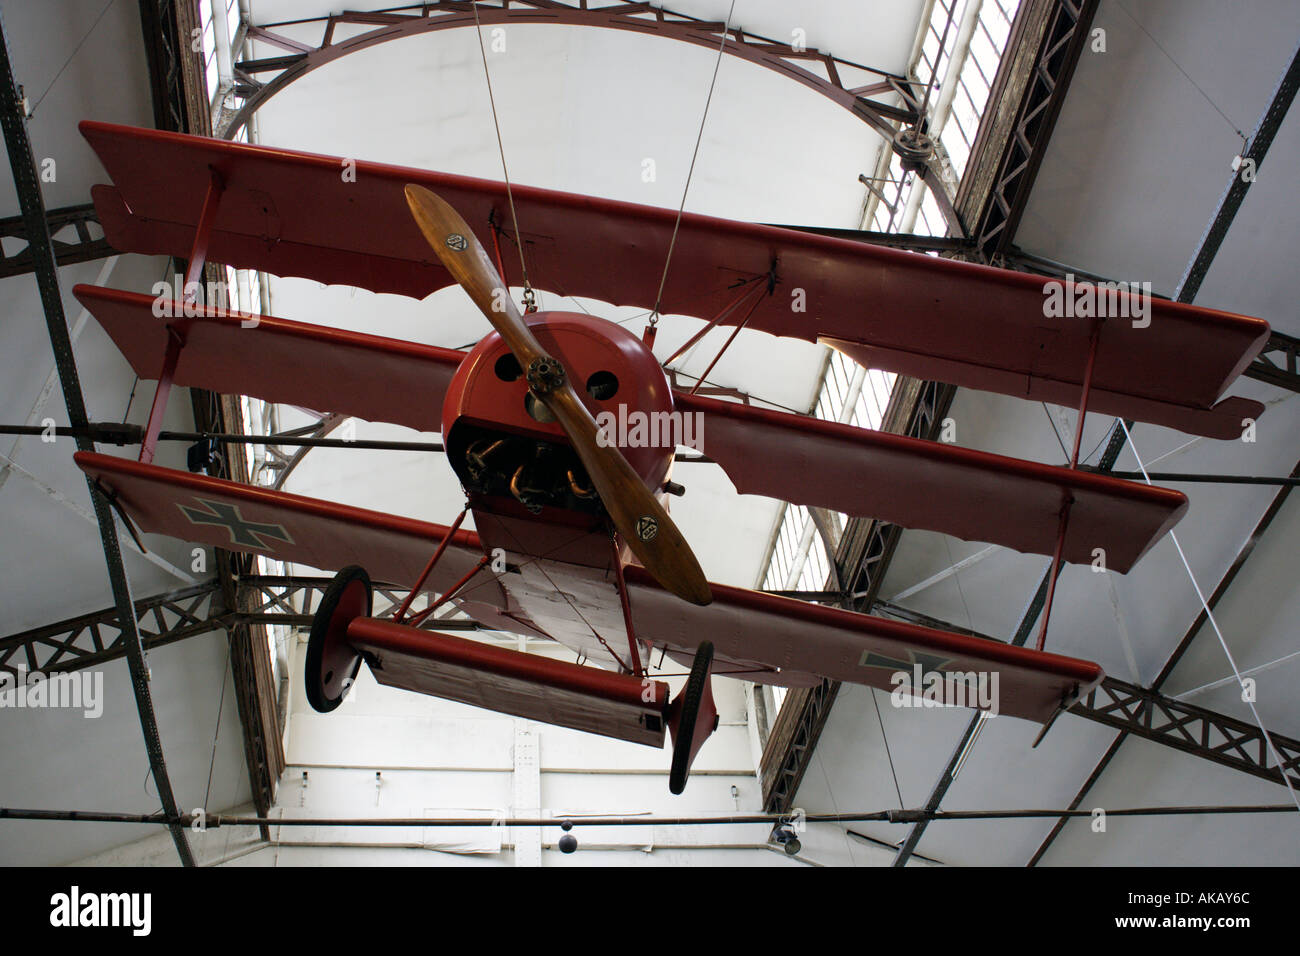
[404,185,712,606]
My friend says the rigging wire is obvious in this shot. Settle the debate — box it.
[870,687,907,810]
[470,0,532,301]
[650,0,737,325]
[1119,420,1300,815]
[203,648,232,812]
[25,0,119,119]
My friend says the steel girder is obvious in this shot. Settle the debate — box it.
[1244,329,1300,395]
[0,581,225,679]
[0,203,114,278]
[870,598,1300,793]
[0,576,488,683]
[958,0,1099,257]
[0,5,195,866]
[1176,38,1300,303]
[1072,678,1300,791]
[227,1,923,143]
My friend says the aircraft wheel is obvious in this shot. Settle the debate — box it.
[669,641,715,795]
[305,565,372,713]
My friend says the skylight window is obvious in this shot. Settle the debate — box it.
[756,0,1025,607]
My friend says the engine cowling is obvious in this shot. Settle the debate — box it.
[441,310,678,521]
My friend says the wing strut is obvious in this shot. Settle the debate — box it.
[1037,313,1102,651]
[139,168,225,465]
[406,555,491,628]
[391,506,470,624]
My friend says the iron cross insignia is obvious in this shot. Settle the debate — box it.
[857,649,953,677]
[445,233,468,251]
[635,516,658,541]
[178,498,293,550]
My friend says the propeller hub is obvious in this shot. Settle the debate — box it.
[526,355,567,395]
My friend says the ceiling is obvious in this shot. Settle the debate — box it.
[1,0,1296,866]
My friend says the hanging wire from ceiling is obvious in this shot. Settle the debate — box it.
[649,0,737,327]
[869,687,906,810]
[470,0,533,305]
[1118,420,1300,815]
[203,647,233,813]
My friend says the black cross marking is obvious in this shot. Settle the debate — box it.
[858,649,953,677]
[178,498,293,550]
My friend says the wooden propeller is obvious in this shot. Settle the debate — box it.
[405,184,712,606]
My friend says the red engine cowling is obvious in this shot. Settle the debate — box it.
[441,311,679,559]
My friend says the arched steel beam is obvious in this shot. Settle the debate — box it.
[227,1,922,145]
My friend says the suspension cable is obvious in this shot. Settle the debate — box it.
[650,0,736,326]
[471,0,533,306]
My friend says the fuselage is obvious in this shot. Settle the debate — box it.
[440,310,684,669]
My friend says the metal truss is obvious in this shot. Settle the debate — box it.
[871,598,1300,791]
[0,202,114,278]
[0,5,194,865]
[0,576,488,681]
[1073,677,1300,790]
[137,0,192,134]
[228,1,922,142]
[958,0,1099,258]
[0,581,223,679]
[1244,330,1300,395]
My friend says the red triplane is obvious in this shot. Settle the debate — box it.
[71,122,1268,793]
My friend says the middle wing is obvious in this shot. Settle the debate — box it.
[74,284,465,433]
[677,392,1186,573]
[77,284,1186,572]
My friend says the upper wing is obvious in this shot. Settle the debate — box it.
[82,120,1268,438]
[74,451,545,639]
[621,566,1102,724]
[74,285,465,433]
[676,392,1186,573]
